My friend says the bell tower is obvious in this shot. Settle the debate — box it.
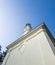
[23,23,32,35]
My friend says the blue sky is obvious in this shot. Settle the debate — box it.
[0,0,55,51]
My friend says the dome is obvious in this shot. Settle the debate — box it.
[24,23,32,32]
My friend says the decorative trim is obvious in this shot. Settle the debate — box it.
[6,23,55,51]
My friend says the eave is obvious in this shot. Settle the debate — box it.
[6,23,55,50]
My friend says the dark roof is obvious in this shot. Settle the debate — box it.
[26,23,31,26]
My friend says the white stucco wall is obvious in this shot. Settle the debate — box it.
[2,29,55,65]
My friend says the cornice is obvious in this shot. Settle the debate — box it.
[6,23,55,50]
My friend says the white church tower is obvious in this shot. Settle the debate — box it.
[2,23,55,65]
[23,23,32,35]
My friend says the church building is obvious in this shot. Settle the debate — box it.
[2,23,55,65]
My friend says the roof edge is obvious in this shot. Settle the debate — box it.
[6,23,55,49]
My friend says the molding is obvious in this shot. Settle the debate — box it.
[6,23,55,51]
[7,29,45,52]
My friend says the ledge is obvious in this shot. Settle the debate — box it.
[6,23,55,50]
